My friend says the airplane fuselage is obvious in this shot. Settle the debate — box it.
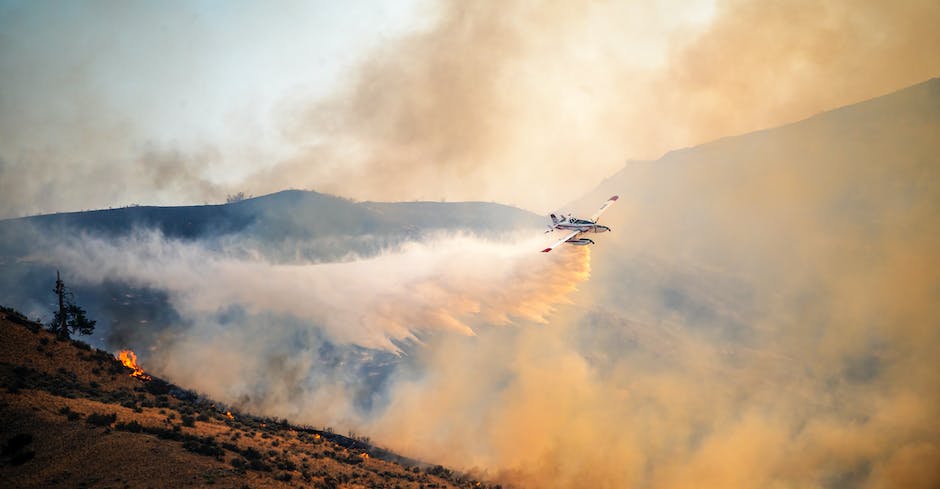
[552,220,611,234]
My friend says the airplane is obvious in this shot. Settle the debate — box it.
[541,195,619,252]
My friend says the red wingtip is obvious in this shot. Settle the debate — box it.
[541,248,552,253]
[610,195,619,201]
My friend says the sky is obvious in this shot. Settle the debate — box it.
[4,0,937,218]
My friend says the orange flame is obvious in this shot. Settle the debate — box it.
[225,411,234,420]
[117,350,152,381]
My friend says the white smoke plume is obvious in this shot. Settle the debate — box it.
[48,231,590,353]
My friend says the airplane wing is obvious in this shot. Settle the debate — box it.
[541,229,581,253]
[590,195,619,222]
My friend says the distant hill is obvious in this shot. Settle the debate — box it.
[0,190,544,332]
[0,308,494,489]
[0,189,543,254]
[573,77,940,312]
[581,77,940,233]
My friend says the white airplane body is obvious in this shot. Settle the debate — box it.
[541,195,619,252]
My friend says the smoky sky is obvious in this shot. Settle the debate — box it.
[2,0,939,217]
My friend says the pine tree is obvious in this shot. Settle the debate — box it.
[48,270,96,338]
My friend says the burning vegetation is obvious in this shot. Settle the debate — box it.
[1,306,498,489]
[117,349,152,381]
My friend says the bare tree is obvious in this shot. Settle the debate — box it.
[48,270,96,338]
[226,192,251,203]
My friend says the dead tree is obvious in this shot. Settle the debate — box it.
[49,271,96,338]
[54,270,66,337]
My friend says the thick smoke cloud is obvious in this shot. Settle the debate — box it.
[3,1,937,217]
[41,230,596,431]
[49,232,588,352]
[654,0,940,148]
[256,0,940,212]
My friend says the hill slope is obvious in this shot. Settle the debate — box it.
[569,77,940,319]
[0,308,495,489]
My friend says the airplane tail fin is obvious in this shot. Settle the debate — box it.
[550,213,560,225]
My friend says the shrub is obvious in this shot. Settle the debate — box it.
[140,425,183,442]
[145,380,171,395]
[1,433,35,466]
[182,438,224,458]
[116,420,143,433]
[86,412,117,427]
[58,406,82,421]
[316,476,339,489]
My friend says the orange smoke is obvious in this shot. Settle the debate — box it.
[505,245,591,323]
[117,349,152,381]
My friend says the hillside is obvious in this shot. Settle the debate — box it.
[0,308,496,489]
[570,76,940,319]
[0,189,542,244]
[581,76,940,233]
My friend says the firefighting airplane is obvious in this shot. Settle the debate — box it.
[541,195,619,252]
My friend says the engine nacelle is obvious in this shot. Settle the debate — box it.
[565,237,595,246]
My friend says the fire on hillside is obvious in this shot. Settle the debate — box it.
[117,349,152,381]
